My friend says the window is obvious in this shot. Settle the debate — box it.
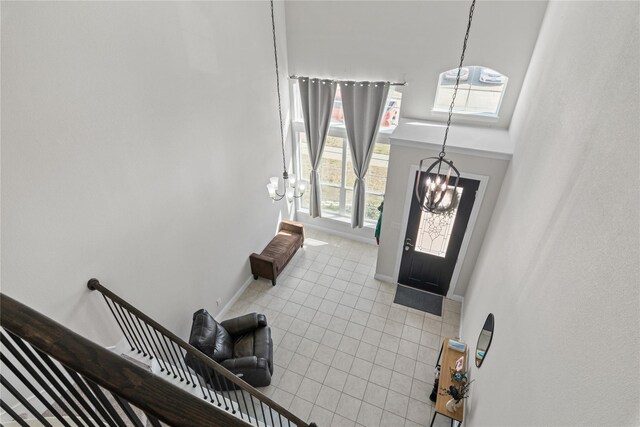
[293,83,402,224]
[415,187,463,257]
[433,66,507,117]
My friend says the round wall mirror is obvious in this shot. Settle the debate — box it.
[475,313,494,368]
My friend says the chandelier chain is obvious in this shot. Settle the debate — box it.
[270,0,287,173]
[441,0,476,157]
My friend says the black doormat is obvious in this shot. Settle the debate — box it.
[394,285,443,316]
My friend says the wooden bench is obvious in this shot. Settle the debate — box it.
[250,221,304,286]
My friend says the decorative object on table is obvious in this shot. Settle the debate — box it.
[441,352,473,414]
[265,0,305,203]
[447,339,466,352]
[455,355,464,371]
[445,396,464,413]
[414,0,477,214]
[475,313,495,368]
[441,379,475,413]
[375,199,384,244]
[250,220,304,286]
[185,310,273,389]
[449,367,468,383]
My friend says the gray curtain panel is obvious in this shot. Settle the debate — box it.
[298,77,337,218]
[341,81,390,228]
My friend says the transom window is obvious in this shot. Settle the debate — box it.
[433,66,508,117]
[292,83,402,224]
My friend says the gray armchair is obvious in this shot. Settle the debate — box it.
[185,309,273,389]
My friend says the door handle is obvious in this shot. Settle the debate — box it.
[404,238,414,251]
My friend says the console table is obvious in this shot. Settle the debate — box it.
[431,337,467,427]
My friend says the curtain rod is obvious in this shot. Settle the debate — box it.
[289,75,406,87]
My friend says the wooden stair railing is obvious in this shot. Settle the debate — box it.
[86,278,313,427]
[0,293,249,427]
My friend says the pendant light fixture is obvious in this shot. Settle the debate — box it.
[266,0,305,202]
[415,0,476,214]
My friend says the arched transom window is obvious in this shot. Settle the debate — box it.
[434,66,508,117]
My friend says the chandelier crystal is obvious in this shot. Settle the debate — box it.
[415,0,475,214]
[266,0,305,203]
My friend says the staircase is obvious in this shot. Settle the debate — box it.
[0,281,316,427]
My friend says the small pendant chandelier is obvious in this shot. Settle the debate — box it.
[416,0,476,214]
[266,0,305,203]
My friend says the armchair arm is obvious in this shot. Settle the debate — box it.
[220,356,272,388]
[279,220,304,237]
[220,356,259,371]
[249,253,276,280]
[220,313,267,336]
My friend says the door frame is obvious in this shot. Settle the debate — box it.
[393,165,489,300]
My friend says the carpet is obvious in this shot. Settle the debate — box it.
[393,285,443,316]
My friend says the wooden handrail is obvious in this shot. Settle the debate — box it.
[87,278,310,427]
[0,293,248,427]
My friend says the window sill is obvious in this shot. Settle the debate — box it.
[430,109,500,123]
[297,208,376,229]
[292,120,396,136]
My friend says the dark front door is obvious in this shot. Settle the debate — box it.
[398,173,480,296]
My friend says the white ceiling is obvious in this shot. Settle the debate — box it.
[284,0,548,129]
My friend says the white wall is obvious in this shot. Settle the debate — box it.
[1,1,294,346]
[284,1,547,128]
[460,2,640,425]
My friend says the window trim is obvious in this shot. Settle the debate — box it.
[292,120,387,224]
[430,109,500,123]
[432,66,508,119]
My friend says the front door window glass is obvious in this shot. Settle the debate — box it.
[415,188,463,257]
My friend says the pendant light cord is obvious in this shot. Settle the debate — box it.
[270,0,287,174]
[440,0,476,158]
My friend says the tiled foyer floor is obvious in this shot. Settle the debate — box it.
[222,229,462,427]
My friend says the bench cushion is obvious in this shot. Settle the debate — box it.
[261,231,302,271]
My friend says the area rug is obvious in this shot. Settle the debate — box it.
[393,284,443,316]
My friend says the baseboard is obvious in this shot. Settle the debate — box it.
[449,294,464,303]
[215,275,253,322]
[374,273,395,284]
[458,298,465,342]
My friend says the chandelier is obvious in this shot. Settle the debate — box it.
[266,0,305,202]
[415,0,476,214]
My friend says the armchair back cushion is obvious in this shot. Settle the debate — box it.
[220,313,267,336]
[188,308,233,362]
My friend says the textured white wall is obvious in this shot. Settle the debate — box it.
[461,2,640,425]
[1,1,293,345]
[284,1,547,129]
